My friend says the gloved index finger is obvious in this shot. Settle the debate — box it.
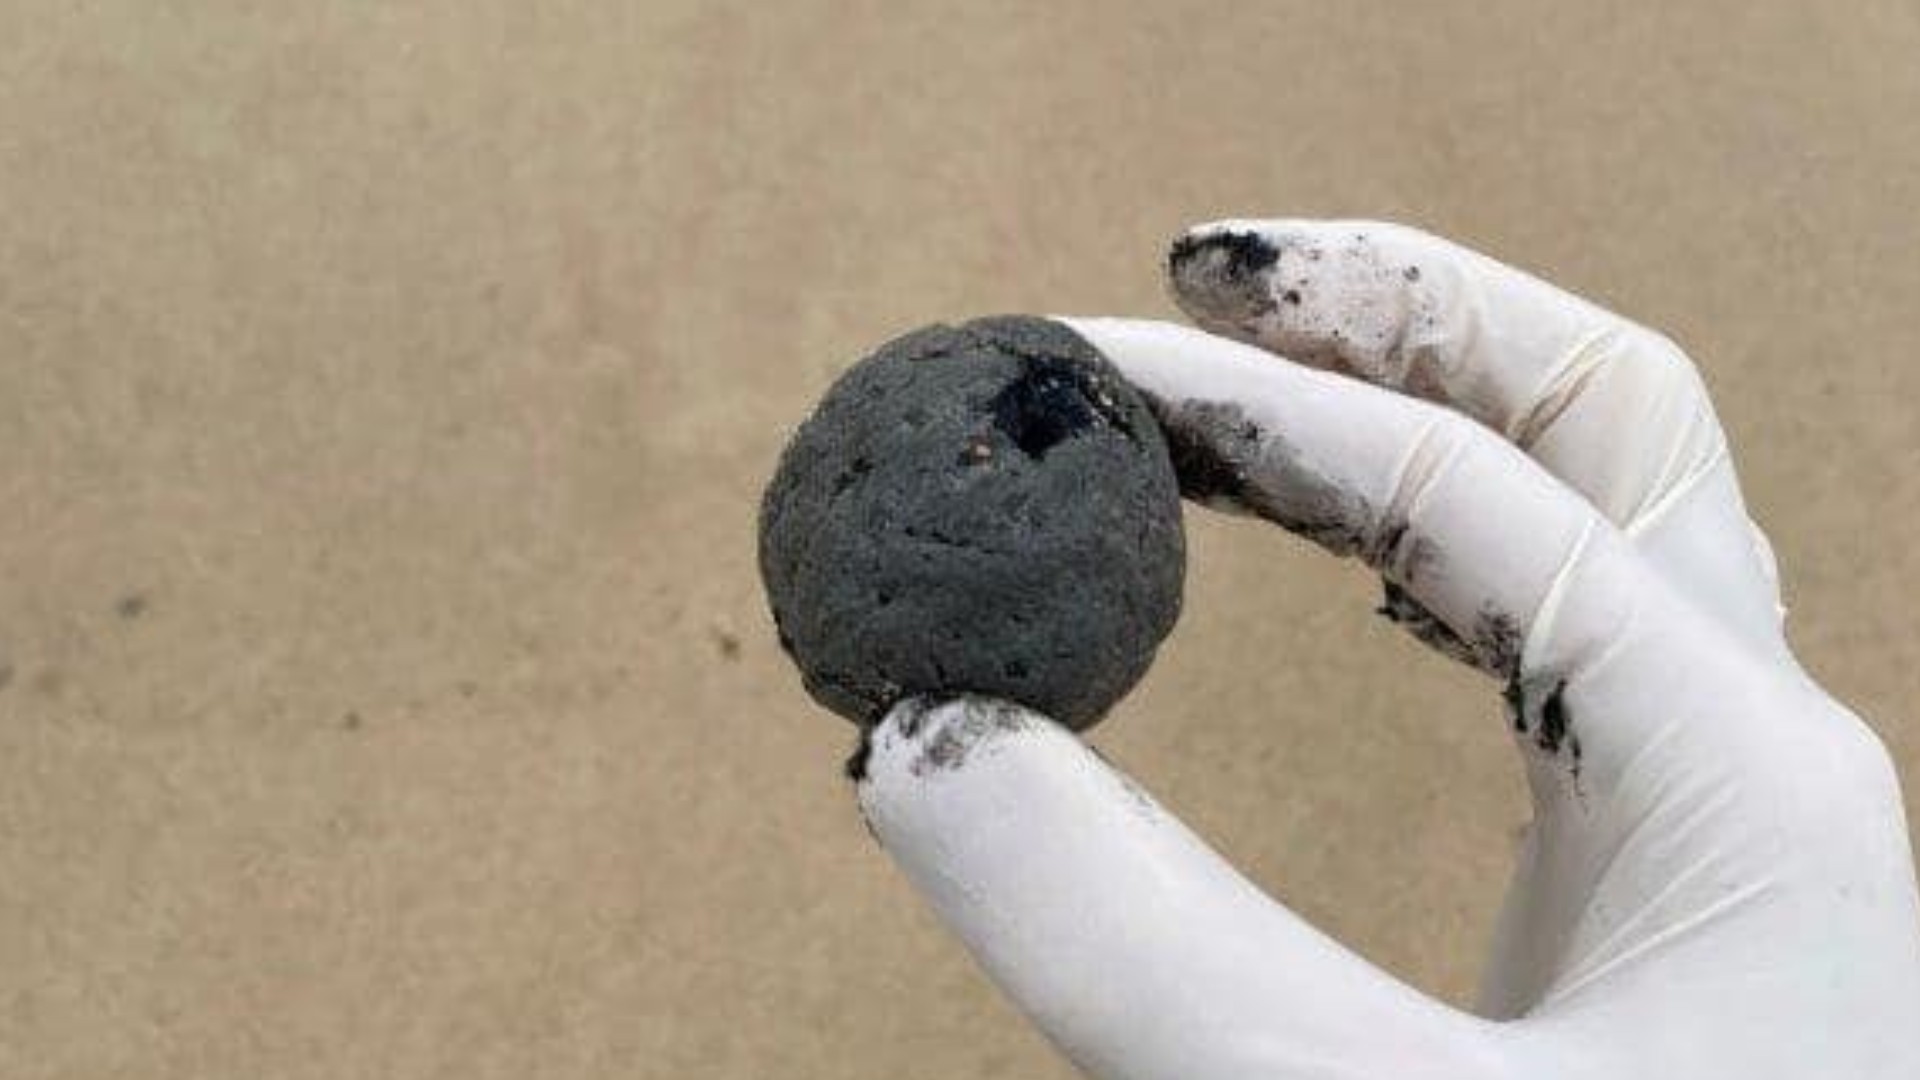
[1058,316,1619,683]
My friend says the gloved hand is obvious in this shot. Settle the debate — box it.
[852,220,1920,1079]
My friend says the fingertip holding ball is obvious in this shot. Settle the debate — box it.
[758,316,1185,733]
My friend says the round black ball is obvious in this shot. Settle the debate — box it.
[758,315,1185,731]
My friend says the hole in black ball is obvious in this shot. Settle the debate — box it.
[990,356,1106,458]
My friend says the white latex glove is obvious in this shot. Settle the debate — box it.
[852,220,1920,1079]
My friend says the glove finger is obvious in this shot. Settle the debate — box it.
[1062,317,1638,679]
[1164,219,1782,655]
[856,696,1507,1080]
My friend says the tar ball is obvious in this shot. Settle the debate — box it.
[758,315,1185,731]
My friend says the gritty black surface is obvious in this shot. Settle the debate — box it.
[759,316,1185,731]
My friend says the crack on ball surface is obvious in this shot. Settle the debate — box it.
[989,354,1117,458]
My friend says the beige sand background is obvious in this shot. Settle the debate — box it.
[2,3,1917,1078]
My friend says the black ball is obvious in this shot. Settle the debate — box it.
[758,315,1185,731]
